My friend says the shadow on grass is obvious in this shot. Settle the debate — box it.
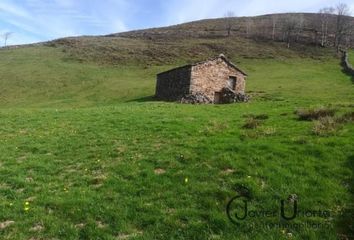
[126,95,157,103]
[340,69,354,84]
[336,154,354,239]
[340,57,354,83]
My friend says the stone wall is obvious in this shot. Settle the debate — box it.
[155,66,192,101]
[190,58,246,102]
[341,51,354,76]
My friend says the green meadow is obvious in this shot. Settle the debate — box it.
[0,45,353,239]
[349,49,354,66]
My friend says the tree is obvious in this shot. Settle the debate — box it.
[224,11,235,37]
[245,18,254,38]
[282,15,299,48]
[334,3,351,51]
[271,15,278,40]
[294,14,304,42]
[319,7,335,47]
[2,32,13,47]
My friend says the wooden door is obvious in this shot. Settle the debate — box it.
[214,92,222,104]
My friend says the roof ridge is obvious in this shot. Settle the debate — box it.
[192,54,248,76]
[157,54,247,76]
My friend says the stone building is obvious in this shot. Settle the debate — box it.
[155,54,248,104]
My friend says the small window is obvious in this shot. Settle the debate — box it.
[228,76,237,90]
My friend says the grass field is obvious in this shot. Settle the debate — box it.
[0,45,353,239]
[349,49,354,65]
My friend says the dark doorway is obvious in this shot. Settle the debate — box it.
[214,92,222,104]
[228,76,237,90]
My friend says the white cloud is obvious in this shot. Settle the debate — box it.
[0,0,130,42]
[6,32,40,45]
[163,0,222,25]
[0,1,32,18]
[4,18,42,36]
[111,19,128,32]
[53,0,76,8]
[350,3,354,16]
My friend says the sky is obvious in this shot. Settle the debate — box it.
[0,0,353,46]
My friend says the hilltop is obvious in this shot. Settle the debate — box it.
[39,13,353,66]
[111,13,351,41]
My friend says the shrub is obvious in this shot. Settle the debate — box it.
[242,118,262,129]
[261,127,277,136]
[254,114,269,120]
[295,106,336,121]
[312,116,340,136]
[203,121,229,135]
[336,111,354,123]
[243,113,269,120]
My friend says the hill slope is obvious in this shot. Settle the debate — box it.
[41,12,354,65]
[0,14,353,240]
[0,44,352,108]
[111,13,353,41]
[0,13,353,107]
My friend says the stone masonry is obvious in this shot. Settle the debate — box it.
[155,54,248,104]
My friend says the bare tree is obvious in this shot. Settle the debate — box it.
[256,18,269,40]
[245,18,254,38]
[295,14,304,42]
[224,11,235,37]
[272,15,278,40]
[335,3,351,51]
[319,7,335,47]
[282,15,299,48]
[2,32,13,47]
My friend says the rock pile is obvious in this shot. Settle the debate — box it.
[220,87,249,103]
[180,92,213,104]
[180,88,249,104]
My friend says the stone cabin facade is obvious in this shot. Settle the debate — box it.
[155,54,248,104]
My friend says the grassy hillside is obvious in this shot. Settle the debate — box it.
[0,43,342,108]
[349,49,354,65]
[112,13,354,48]
[46,35,334,66]
[0,22,353,239]
[0,46,163,108]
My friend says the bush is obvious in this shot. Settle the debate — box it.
[261,127,277,136]
[295,106,336,121]
[242,118,262,129]
[243,113,269,120]
[312,116,340,136]
[337,111,354,123]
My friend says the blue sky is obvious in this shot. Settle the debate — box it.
[1,0,354,45]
